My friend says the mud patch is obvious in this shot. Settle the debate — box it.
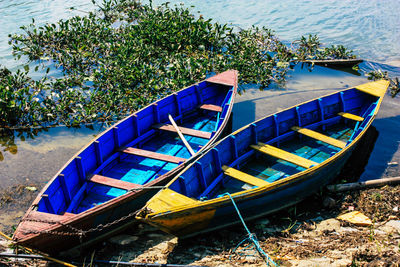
[0,184,38,235]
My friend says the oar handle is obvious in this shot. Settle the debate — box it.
[168,114,195,156]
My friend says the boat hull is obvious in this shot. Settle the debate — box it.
[145,134,357,237]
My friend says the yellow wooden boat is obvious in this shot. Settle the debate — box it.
[137,80,389,237]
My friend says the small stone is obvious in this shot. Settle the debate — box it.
[316,218,341,232]
[108,234,139,246]
[384,220,400,233]
[348,206,355,211]
[245,255,258,262]
[388,161,398,166]
[322,196,336,208]
[25,186,37,191]
[393,206,399,212]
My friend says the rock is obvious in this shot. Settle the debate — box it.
[323,196,336,208]
[108,234,139,246]
[130,236,178,264]
[244,255,259,263]
[372,229,387,236]
[25,186,37,191]
[288,257,333,266]
[340,227,359,233]
[393,206,399,212]
[161,237,178,253]
[380,220,400,234]
[337,211,372,226]
[316,218,341,232]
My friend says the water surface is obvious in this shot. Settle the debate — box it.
[153,0,400,64]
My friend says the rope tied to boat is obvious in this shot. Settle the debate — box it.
[222,193,278,267]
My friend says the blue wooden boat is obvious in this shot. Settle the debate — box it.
[137,80,389,237]
[12,70,238,254]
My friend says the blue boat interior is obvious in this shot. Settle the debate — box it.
[166,88,379,200]
[36,80,234,215]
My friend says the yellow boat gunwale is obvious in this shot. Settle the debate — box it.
[140,80,389,219]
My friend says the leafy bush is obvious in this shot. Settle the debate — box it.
[1,0,357,128]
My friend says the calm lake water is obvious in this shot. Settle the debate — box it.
[1,0,400,67]
[1,0,400,229]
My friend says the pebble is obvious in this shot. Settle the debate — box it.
[25,186,37,191]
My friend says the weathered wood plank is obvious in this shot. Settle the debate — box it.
[291,126,346,149]
[153,123,212,139]
[338,112,364,122]
[199,104,222,113]
[251,142,318,169]
[120,147,186,164]
[89,174,140,191]
[222,166,269,187]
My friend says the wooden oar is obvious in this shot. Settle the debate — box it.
[327,176,400,192]
[168,114,195,156]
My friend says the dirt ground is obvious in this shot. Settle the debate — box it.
[1,183,399,267]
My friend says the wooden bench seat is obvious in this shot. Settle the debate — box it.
[222,166,269,187]
[89,174,141,191]
[291,126,346,149]
[153,124,212,139]
[338,112,364,122]
[251,142,318,169]
[120,147,186,164]
[199,104,223,113]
